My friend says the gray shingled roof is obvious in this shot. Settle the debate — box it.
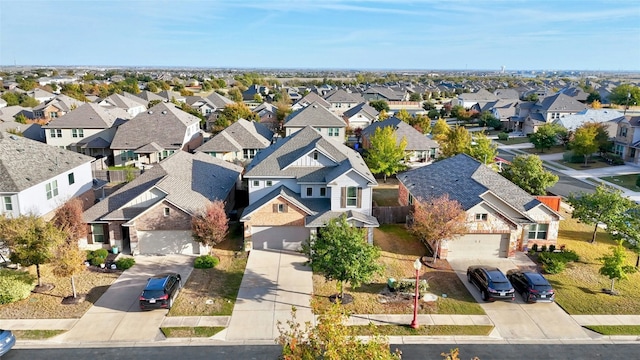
[324,89,362,103]
[285,102,347,128]
[397,154,541,218]
[196,119,273,153]
[84,151,242,222]
[553,109,624,131]
[306,210,379,227]
[294,92,330,108]
[0,132,94,192]
[110,102,199,150]
[244,126,376,185]
[343,102,379,119]
[240,185,330,222]
[538,93,587,113]
[42,103,129,129]
[362,117,439,151]
[33,94,85,112]
[102,93,146,110]
[206,92,235,108]
[136,91,165,102]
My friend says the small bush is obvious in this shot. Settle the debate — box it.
[115,257,136,270]
[194,255,219,269]
[497,132,509,141]
[87,249,109,266]
[93,249,109,259]
[392,279,429,294]
[542,259,566,274]
[0,269,36,304]
[549,244,556,252]
[541,245,548,252]
[531,244,539,252]
[538,250,579,274]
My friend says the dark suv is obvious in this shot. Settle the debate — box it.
[467,266,515,302]
[139,273,181,310]
[507,270,555,303]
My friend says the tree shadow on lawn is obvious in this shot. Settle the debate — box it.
[85,285,112,304]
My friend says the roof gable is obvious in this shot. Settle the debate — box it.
[285,102,347,128]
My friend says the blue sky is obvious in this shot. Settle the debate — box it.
[1,0,639,71]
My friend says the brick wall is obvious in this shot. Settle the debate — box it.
[246,198,306,227]
[398,183,410,206]
[135,201,192,231]
[183,133,204,152]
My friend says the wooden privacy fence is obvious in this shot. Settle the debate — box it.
[373,206,411,224]
[93,169,143,183]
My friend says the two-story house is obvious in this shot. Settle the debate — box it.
[204,92,235,132]
[0,132,94,219]
[32,94,85,122]
[361,117,439,164]
[291,92,330,112]
[83,151,243,255]
[43,103,130,157]
[323,89,363,115]
[613,115,640,165]
[522,93,587,134]
[342,102,378,130]
[284,102,347,141]
[110,102,202,167]
[398,154,562,260]
[240,126,379,251]
[195,118,273,164]
[97,93,147,117]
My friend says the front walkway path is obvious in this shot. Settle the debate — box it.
[224,250,314,342]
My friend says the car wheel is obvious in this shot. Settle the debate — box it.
[526,292,534,303]
[481,290,488,301]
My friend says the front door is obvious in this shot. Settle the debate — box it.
[122,225,131,254]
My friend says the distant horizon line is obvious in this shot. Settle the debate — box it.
[1,64,639,74]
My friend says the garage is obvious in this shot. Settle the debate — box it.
[445,234,509,259]
[137,230,201,255]
[251,226,310,251]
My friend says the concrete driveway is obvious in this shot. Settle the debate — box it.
[60,255,193,343]
[448,255,591,341]
[225,249,314,342]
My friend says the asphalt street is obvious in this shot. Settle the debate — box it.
[5,344,640,360]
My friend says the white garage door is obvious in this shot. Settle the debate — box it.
[137,230,200,255]
[445,234,509,258]
[251,226,310,251]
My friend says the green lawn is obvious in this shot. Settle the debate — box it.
[494,137,531,145]
[11,330,66,340]
[543,211,640,315]
[523,145,566,154]
[373,188,399,206]
[350,324,494,336]
[584,325,640,336]
[599,174,640,191]
[160,327,224,338]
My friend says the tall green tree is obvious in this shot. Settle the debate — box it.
[609,84,640,106]
[440,125,471,158]
[364,126,408,182]
[1,215,66,287]
[599,241,637,294]
[214,102,259,133]
[567,185,638,243]
[303,215,383,300]
[468,132,497,165]
[227,87,243,102]
[570,124,599,166]
[407,113,432,134]
[501,154,558,195]
[369,99,390,112]
[530,123,565,153]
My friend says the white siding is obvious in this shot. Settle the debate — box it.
[329,170,373,215]
[124,188,165,208]
[248,178,299,204]
[288,150,336,167]
[45,128,109,149]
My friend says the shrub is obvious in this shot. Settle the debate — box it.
[115,257,136,270]
[538,250,579,274]
[531,244,538,252]
[93,248,109,259]
[497,132,509,141]
[194,255,219,269]
[541,245,548,252]
[88,249,109,266]
[542,259,566,274]
[391,279,429,294]
[549,244,556,252]
[0,269,36,304]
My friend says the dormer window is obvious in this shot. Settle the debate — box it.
[313,151,318,160]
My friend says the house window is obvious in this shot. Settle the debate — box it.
[620,127,628,137]
[313,151,318,160]
[3,196,12,211]
[49,129,62,138]
[614,144,624,156]
[120,150,137,162]
[528,224,549,240]
[243,149,257,159]
[92,224,105,243]
[45,180,58,200]
[253,180,260,187]
[72,128,84,138]
[266,180,273,187]
[346,186,357,207]
[164,207,170,217]
[320,187,326,197]
[408,193,414,205]
[68,172,75,185]
[274,203,288,213]
[307,187,313,197]
[49,112,58,118]
[475,213,488,221]
[328,128,339,137]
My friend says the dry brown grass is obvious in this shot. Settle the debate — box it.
[0,265,120,319]
[312,225,484,315]
[169,224,247,316]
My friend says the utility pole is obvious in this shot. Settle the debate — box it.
[624,92,631,115]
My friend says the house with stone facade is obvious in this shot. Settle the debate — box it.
[82,151,242,255]
[397,154,561,260]
[240,126,379,251]
[612,115,640,165]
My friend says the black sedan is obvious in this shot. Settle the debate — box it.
[507,270,555,303]
[467,266,515,302]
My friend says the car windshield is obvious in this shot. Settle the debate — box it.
[533,284,553,291]
[142,290,165,299]
[492,281,512,290]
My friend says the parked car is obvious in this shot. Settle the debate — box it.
[467,266,515,302]
[507,270,555,303]
[0,329,16,357]
[139,273,182,310]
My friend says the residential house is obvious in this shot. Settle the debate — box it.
[613,115,640,165]
[291,91,330,112]
[184,96,216,118]
[43,103,130,157]
[156,90,185,103]
[195,118,273,164]
[362,86,407,102]
[323,89,363,115]
[397,154,562,259]
[82,151,243,255]
[98,93,147,117]
[26,88,56,103]
[454,89,498,109]
[110,102,202,167]
[284,102,347,140]
[240,126,379,250]
[135,90,165,105]
[361,117,439,163]
[519,93,588,134]
[342,102,378,130]
[243,85,269,102]
[252,102,279,132]
[32,94,85,122]
[0,132,95,219]
[204,92,235,131]
[553,109,624,137]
